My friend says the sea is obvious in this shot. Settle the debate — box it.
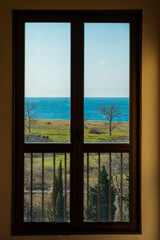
[25,97,129,122]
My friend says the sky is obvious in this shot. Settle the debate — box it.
[25,22,129,98]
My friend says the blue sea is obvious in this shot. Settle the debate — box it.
[25,97,129,122]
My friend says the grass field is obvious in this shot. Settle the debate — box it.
[25,119,129,143]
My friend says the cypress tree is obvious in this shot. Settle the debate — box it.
[89,165,116,221]
[55,161,64,221]
[49,161,64,222]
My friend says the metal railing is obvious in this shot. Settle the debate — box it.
[84,152,129,222]
[24,152,70,222]
[24,152,129,223]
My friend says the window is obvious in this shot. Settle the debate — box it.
[13,10,141,234]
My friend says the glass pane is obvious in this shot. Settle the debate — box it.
[122,153,129,221]
[84,23,130,143]
[44,153,53,222]
[25,23,71,143]
[24,153,31,222]
[24,152,70,222]
[32,153,42,222]
[83,152,129,222]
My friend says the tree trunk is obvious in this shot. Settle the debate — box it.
[29,119,31,133]
[109,121,112,136]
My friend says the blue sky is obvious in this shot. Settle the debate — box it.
[25,22,129,97]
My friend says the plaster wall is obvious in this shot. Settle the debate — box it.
[0,0,159,239]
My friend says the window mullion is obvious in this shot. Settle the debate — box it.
[70,17,84,226]
[71,17,84,225]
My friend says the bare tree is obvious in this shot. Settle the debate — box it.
[98,104,121,136]
[25,102,37,133]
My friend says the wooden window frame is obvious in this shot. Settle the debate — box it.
[12,10,142,235]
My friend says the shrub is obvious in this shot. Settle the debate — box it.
[89,128,102,134]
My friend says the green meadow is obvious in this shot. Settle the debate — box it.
[25,119,129,143]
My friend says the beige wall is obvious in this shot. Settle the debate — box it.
[0,0,160,239]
